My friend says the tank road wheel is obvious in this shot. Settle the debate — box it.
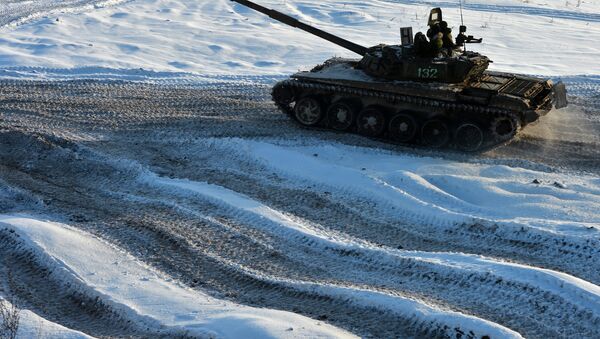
[357,107,386,137]
[327,101,356,131]
[454,123,484,152]
[294,97,323,126]
[389,114,418,143]
[491,115,520,140]
[421,119,450,148]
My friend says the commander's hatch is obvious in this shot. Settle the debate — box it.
[428,8,442,26]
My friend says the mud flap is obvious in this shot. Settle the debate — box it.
[553,81,568,109]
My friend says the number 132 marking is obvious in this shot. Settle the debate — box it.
[418,68,439,79]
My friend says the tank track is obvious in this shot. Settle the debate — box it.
[272,78,521,152]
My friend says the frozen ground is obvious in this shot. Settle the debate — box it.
[0,0,599,338]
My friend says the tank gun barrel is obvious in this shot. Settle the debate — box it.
[230,0,368,56]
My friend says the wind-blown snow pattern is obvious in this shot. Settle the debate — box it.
[0,0,599,338]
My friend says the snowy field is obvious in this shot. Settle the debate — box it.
[0,0,600,76]
[0,0,600,338]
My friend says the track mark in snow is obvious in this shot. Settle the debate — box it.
[217,139,600,237]
[0,226,164,338]
[0,215,356,339]
[154,174,600,307]
[1,80,600,338]
[3,302,93,339]
[186,138,600,285]
[148,174,600,338]
[149,176,524,339]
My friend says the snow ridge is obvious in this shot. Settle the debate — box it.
[0,215,356,339]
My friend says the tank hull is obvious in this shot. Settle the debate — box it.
[272,59,567,151]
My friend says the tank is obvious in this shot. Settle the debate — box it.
[231,0,568,151]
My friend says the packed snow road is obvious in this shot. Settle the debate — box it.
[1,78,600,338]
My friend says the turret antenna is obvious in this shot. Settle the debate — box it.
[459,0,464,26]
[459,0,466,52]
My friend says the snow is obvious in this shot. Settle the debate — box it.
[213,138,599,237]
[392,0,600,16]
[0,0,128,28]
[15,308,93,339]
[0,215,357,339]
[0,0,599,77]
[149,171,600,317]
[3,136,599,337]
[142,138,600,304]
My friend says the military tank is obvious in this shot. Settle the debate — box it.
[231,0,568,151]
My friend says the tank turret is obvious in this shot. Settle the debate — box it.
[230,0,568,152]
[231,0,488,84]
